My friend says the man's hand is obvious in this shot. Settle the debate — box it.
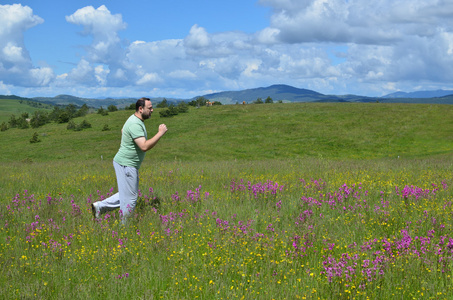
[158,124,168,135]
[134,124,168,152]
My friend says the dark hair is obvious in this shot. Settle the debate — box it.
[136,97,150,112]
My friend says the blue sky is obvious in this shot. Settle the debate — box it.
[1,0,453,99]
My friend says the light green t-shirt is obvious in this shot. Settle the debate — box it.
[114,114,148,169]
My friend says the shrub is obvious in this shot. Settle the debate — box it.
[29,132,40,143]
[67,120,92,131]
[30,111,49,128]
[160,104,180,118]
[79,120,92,129]
[75,104,89,117]
[17,117,29,129]
[157,98,169,108]
[8,114,17,128]
[97,107,109,116]
[67,121,76,130]
[253,97,264,104]
[102,124,110,131]
[108,105,118,112]
[188,96,209,107]
[0,122,8,131]
[177,101,189,113]
[57,111,71,123]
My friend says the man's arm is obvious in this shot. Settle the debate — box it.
[134,124,168,152]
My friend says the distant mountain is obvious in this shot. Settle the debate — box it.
[383,89,453,98]
[199,84,349,104]
[2,85,453,108]
[32,95,139,108]
[29,95,182,108]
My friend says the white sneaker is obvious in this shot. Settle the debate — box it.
[91,202,101,219]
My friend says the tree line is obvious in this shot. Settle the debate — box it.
[0,103,120,131]
[2,95,281,132]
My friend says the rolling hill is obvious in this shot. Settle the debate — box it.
[383,89,453,98]
[2,85,453,110]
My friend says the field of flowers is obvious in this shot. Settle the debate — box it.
[1,157,453,299]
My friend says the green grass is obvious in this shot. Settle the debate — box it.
[1,102,452,162]
[0,98,53,124]
[1,102,453,299]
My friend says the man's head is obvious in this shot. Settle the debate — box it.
[136,97,153,120]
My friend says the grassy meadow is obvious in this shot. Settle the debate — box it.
[1,102,453,299]
[0,99,53,124]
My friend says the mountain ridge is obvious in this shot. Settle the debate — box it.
[2,85,453,107]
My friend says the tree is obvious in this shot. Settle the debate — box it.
[157,98,169,108]
[177,101,189,113]
[75,104,89,117]
[108,104,118,112]
[65,104,77,119]
[265,96,273,104]
[253,97,263,104]
[57,111,71,123]
[189,96,209,107]
[8,115,18,128]
[30,111,49,128]
[49,106,62,122]
[97,107,108,116]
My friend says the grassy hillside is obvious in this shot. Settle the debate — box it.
[0,98,53,123]
[0,102,452,163]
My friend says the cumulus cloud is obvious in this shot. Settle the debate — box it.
[65,5,126,61]
[65,5,134,87]
[5,1,453,98]
[251,0,453,95]
[258,0,453,45]
[0,4,55,87]
[184,25,211,49]
[136,73,162,85]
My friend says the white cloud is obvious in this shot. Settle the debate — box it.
[29,67,53,86]
[259,0,453,45]
[65,5,133,86]
[94,65,109,85]
[136,73,162,85]
[5,1,453,98]
[0,4,43,36]
[0,81,11,94]
[3,43,26,63]
[60,59,96,86]
[0,4,54,87]
[255,27,280,44]
[184,25,211,49]
[65,5,126,49]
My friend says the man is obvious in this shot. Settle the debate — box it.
[91,97,167,223]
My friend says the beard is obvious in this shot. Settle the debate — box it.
[142,111,151,119]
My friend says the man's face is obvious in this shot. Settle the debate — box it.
[141,100,153,119]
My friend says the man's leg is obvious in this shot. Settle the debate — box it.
[94,162,123,216]
[115,163,139,224]
[92,161,138,222]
